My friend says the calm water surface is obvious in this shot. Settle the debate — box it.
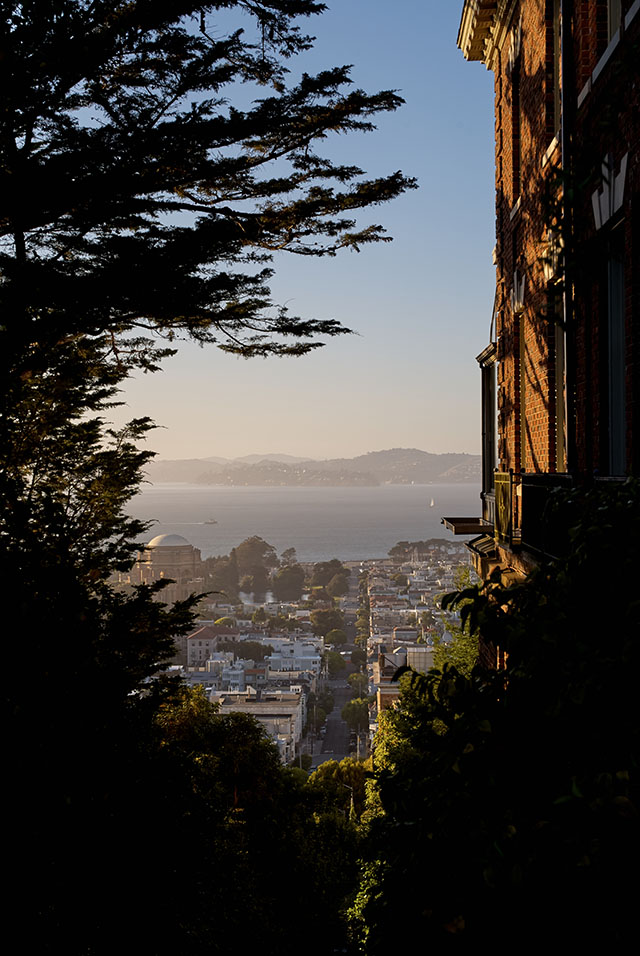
[128,483,482,562]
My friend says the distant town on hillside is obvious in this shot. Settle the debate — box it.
[145,448,481,486]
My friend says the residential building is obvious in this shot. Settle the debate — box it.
[185,624,239,666]
[446,1,639,586]
[265,640,322,675]
[221,660,250,692]
[392,627,419,643]
[373,647,407,712]
[212,690,304,763]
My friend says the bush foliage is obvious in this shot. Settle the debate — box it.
[350,480,640,950]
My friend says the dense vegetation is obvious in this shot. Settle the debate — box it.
[202,536,350,604]
[348,480,640,950]
[0,1,407,951]
[2,2,635,951]
[388,538,455,559]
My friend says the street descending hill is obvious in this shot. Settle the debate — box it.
[145,448,480,486]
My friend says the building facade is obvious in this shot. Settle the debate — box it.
[447,0,639,579]
[134,532,204,603]
[212,691,304,764]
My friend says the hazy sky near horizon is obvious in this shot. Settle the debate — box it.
[112,1,496,461]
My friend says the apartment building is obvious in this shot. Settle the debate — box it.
[445,0,639,577]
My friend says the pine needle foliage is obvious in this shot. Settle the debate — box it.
[1,0,415,365]
[0,6,413,950]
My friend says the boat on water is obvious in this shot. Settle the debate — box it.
[429,498,435,507]
[203,518,218,525]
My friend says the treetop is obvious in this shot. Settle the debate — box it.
[1,1,415,366]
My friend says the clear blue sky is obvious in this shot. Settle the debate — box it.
[113,1,496,461]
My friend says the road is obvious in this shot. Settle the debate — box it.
[309,677,353,769]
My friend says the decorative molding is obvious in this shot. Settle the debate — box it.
[477,342,498,365]
[591,153,628,230]
[458,1,496,63]
[485,0,517,66]
[457,0,516,68]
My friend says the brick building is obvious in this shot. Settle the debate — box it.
[445,0,639,579]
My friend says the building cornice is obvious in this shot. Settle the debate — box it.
[458,0,517,68]
[487,0,519,68]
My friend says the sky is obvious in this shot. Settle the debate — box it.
[111,1,496,462]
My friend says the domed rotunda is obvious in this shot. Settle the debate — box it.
[135,533,203,601]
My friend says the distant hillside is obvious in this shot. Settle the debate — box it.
[309,448,480,484]
[233,453,310,464]
[144,458,225,483]
[145,448,480,485]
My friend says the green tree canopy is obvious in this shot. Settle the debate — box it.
[391,572,409,587]
[348,672,368,696]
[280,546,298,566]
[341,697,369,733]
[203,553,240,601]
[1,1,414,372]
[148,685,357,952]
[325,627,348,646]
[272,562,306,601]
[307,756,368,819]
[308,584,330,604]
[310,607,345,637]
[326,572,350,597]
[431,619,478,677]
[311,558,350,587]
[325,650,346,677]
[0,4,413,951]
[355,608,371,640]
[431,566,480,675]
[388,539,445,559]
[351,480,640,951]
[266,611,299,631]
[307,689,334,730]
[233,536,279,574]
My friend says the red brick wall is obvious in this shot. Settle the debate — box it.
[494,1,561,480]
[491,0,639,487]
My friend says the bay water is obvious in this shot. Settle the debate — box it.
[128,483,482,562]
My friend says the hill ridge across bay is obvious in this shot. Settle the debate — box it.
[145,448,480,486]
